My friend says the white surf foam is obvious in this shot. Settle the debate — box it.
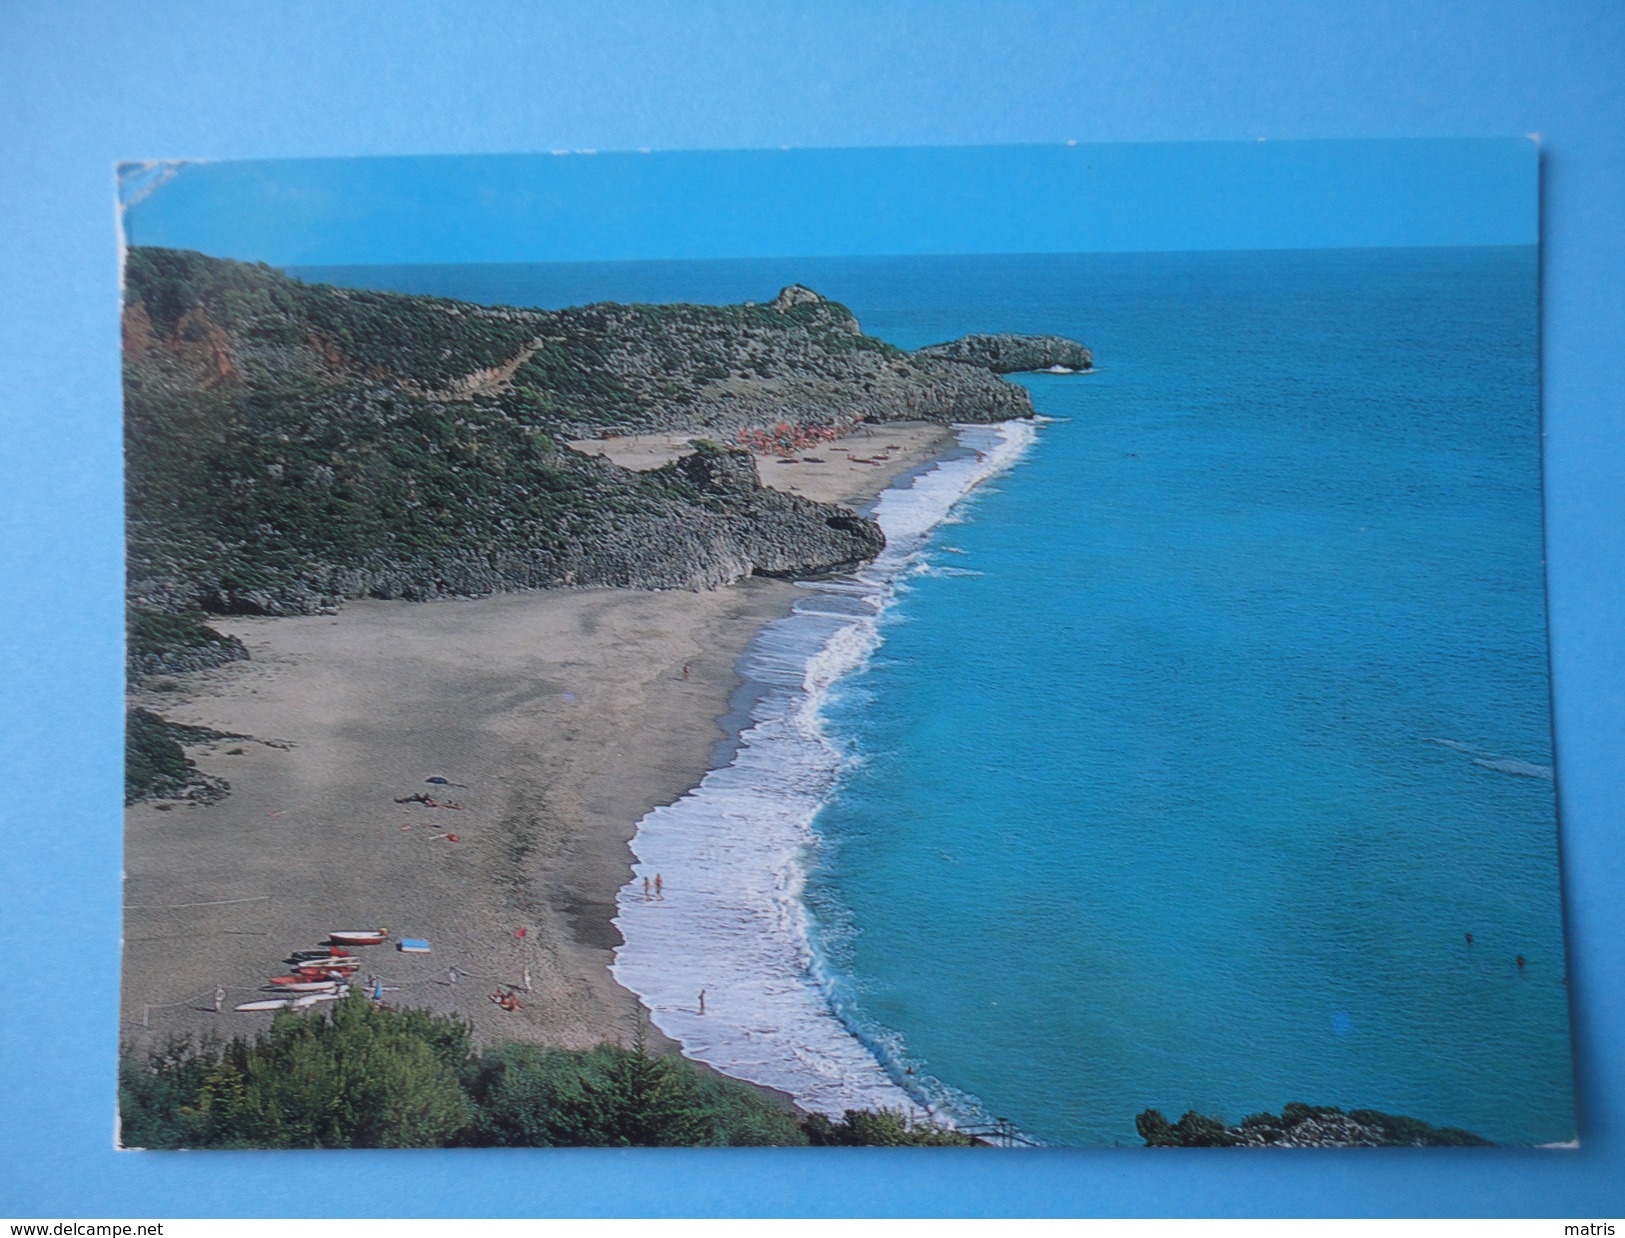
[611,420,1038,1118]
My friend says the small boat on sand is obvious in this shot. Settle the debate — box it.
[237,991,345,1013]
[236,997,296,1012]
[328,929,389,946]
[288,948,353,962]
[294,962,361,976]
[268,978,351,991]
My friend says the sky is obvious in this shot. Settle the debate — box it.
[119,138,1538,267]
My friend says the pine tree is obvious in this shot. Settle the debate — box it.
[544,1021,717,1146]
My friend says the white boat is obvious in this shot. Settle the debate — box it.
[235,997,296,1012]
[267,980,350,993]
[328,929,389,946]
[236,990,347,1012]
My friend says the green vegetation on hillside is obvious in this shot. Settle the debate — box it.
[506,295,906,431]
[125,708,193,804]
[126,247,542,389]
[125,708,232,805]
[127,608,248,680]
[119,996,972,1148]
[124,248,927,617]
[122,248,1041,801]
[128,609,228,659]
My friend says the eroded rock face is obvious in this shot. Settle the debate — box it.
[914,333,1094,373]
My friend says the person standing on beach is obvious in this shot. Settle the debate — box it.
[698,988,706,1014]
[213,986,225,1013]
[655,873,664,899]
[643,875,651,899]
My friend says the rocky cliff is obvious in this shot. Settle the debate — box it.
[915,332,1093,373]
[124,248,1083,638]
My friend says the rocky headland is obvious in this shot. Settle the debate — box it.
[123,248,1088,800]
[914,332,1094,373]
[125,250,1080,628]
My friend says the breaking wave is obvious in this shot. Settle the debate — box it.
[611,420,1037,1117]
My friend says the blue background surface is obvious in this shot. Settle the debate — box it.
[2,0,1622,1219]
[123,139,1537,261]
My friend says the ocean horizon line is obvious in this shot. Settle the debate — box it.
[280,241,1538,280]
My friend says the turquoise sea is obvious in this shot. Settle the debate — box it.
[296,249,1573,1146]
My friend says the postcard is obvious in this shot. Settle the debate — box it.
[117,140,1571,1148]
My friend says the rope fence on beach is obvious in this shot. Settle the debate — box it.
[366,963,531,990]
[131,980,280,1027]
[128,956,535,1028]
[125,895,273,942]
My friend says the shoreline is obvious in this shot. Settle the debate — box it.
[610,419,1042,1120]
[121,421,956,1065]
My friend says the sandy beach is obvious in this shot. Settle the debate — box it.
[121,421,955,1056]
[567,419,955,505]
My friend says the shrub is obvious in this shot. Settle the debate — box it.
[125,709,197,803]
[802,1107,974,1147]
[119,995,473,1149]
[462,1029,804,1147]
